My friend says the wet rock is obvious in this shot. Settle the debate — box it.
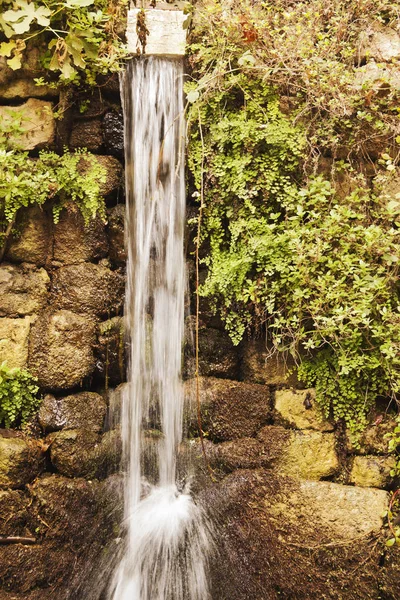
[107,205,126,265]
[0,473,123,599]
[49,428,121,479]
[28,310,96,390]
[103,110,124,159]
[53,209,108,264]
[38,392,107,433]
[6,206,51,266]
[210,438,269,471]
[201,469,388,600]
[185,377,271,441]
[0,490,30,535]
[49,429,101,478]
[358,24,400,63]
[0,99,55,151]
[275,388,334,432]
[0,264,49,317]
[51,263,124,317]
[95,316,125,386]
[0,316,34,369]
[349,455,396,489]
[241,338,300,386]
[0,434,43,489]
[93,155,124,199]
[105,383,127,430]
[191,325,239,379]
[257,425,339,480]
[69,119,104,152]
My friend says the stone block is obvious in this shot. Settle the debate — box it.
[103,110,124,159]
[258,425,339,480]
[185,376,271,441]
[201,469,388,600]
[28,309,96,390]
[51,262,124,317]
[185,321,239,379]
[107,205,126,266]
[95,316,125,386]
[241,338,300,386]
[0,43,57,100]
[48,429,101,478]
[0,264,49,317]
[70,119,103,152]
[0,433,43,489]
[77,155,123,199]
[275,388,334,432]
[0,316,33,369]
[53,209,108,265]
[38,391,107,433]
[349,455,396,489]
[0,99,55,150]
[127,8,187,56]
[6,205,51,266]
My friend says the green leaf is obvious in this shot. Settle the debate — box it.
[386,538,396,547]
[0,41,17,58]
[7,54,22,70]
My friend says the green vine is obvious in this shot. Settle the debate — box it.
[0,0,128,87]
[0,362,41,428]
[186,0,400,437]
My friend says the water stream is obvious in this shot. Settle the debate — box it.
[108,57,212,600]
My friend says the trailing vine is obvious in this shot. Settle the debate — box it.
[186,0,400,438]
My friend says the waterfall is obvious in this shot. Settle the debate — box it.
[108,57,212,600]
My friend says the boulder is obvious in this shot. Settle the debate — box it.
[0,433,43,489]
[185,322,239,379]
[53,209,108,265]
[103,110,124,159]
[95,316,125,386]
[0,99,55,151]
[275,388,334,432]
[49,428,121,479]
[0,316,33,369]
[38,392,107,433]
[185,376,271,441]
[257,425,339,480]
[28,310,96,390]
[51,263,124,317]
[354,62,400,93]
[48,429,101,478]
[0,264,49,317]
[69,119,104,152]
[6,206,51,266]
[107,205,126,266]
[241,338,300,386]
[0,490,30,535]
[349,455,396,489]
[92,155,123,199]
[200,469,388,600]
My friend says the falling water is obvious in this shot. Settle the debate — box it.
[109,57,212,600]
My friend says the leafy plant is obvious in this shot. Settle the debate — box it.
[0,362,41,428]
[186,0,400,437]
[0,0,128,86]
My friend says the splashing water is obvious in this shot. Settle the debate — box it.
[109,57,212,600]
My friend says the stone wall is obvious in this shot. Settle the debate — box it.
[0,37,399,600]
